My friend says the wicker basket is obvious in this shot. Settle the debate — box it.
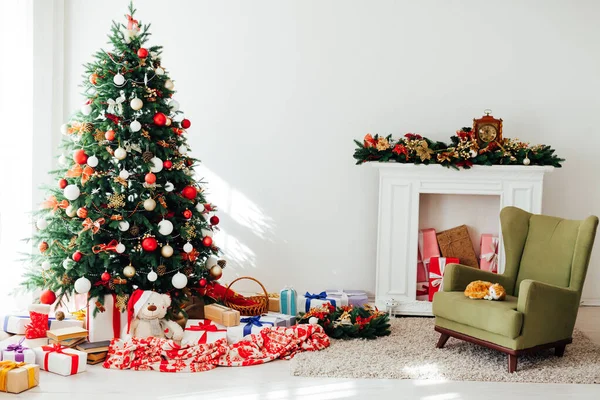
[224,276,269,316]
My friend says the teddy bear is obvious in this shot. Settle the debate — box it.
[464,280,506,301]
[127,289,184,341]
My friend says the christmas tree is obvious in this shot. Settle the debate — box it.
[24,3,223,316]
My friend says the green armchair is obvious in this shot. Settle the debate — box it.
[432,206,598,372]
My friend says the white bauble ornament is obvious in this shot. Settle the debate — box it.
[205,255,218,268]
[164,79,174,90]
[155,67,165,76]
[114,147,127,160]
[143,198,156,211]
[116,242,126,253]
[113,73,125,86]
[161,244,174,258]
[308,317,319,325]
[130,97,143,111]
[150,157,163,173]
[58,154,68,166]
[130,120,141,132]
[147,270,158,282]
[87,155,99,167]
[63,185,80,201]
[195,203,205,213]
[178,145,188,155]
[41,261,51,271]
[201,229,214,238]
[118,221,130,231]
[63,258,73,270]
[65,205,77,217]
[168,99,180,112]
[36,218,48,230]
[60,124,68,135]
[164,182,174,192]
[119,169,130,180]
[158,219,174,236]
[183,242,193,253]
[523,157,531,166]
[171,272,188,289]
[74,277,92,294]
[470,149,478,158]
[81,104,92,116]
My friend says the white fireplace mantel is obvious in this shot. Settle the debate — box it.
[372,164,553,316]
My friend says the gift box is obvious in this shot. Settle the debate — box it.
[301,292,338,312]
[33,344,86,376]
[226,315,278,344]
[437,225,479,268]
[203,304,240,327]
[0,361,39,394]
[279,286,297,316]
[480,234,499,273]
[416,246,428,282]
[2,314,83,336]
[416,282,429,301]
[182,319,227,345]
[267,293,280,312]
[1,338,35,364]
[87,294,128,342]
[0,335,48,349]
[429,257,459,301]
[265,311,296,327]
[325,290,369,308]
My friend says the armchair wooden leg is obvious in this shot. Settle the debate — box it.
[508,354,518,373]
[555,344,566,357]
[436,332,450,349]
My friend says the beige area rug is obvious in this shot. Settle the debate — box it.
[290,317,600,383]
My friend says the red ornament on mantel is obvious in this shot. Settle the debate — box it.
[145,172,156,184]
[101,272,111,282]
[181,186,197,200]
[153,112,167,126]
[163,160,173,169]
[40,289,56,305]
[72,251,83,262]
[137,48,149,58]
[58,179,68,189]
[73,149,88,165]
[181,119,191,129]
[202,236,213,247]
[210,215,220,225]
[183,209,192,219]
[141,237,158,252]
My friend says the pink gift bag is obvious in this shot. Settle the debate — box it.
[480,234,499,273]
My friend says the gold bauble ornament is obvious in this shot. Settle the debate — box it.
[123,264,136,278]
[209,265,223,280]
[55,311,65,321]
[161,244,174,258]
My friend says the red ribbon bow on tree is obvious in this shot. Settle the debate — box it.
[81,217,105,236]
[92,239,119,254]
[41,195,69,212]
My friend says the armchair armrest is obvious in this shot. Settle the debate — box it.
[443,263,513,292]
[517,280,580,344]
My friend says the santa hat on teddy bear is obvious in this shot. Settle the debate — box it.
[127,289,153,333]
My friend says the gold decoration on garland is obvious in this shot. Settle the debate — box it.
[114,176,128,187]
[415,140,434,161]
[94,129,105,142]
[108,193,126,209]
[183,222,196,240]
[115,294,129,312]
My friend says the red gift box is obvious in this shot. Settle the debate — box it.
[416,282,429,301]
[429,256,459,301]
[416,246,427,282]
[480,234,499,273]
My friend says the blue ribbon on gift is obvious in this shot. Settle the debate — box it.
[3,315,59,332]
[304,292,336,312]
[5,337,29,362]
[240,316,274,337]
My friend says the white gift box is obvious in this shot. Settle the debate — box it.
[226,315,280,344]
[87,294,129,342]
[1,314,83,335]
[182,319,227,346]
[2,348,36,364]
[264,312,296,327]
[33,345,87,376]
[300,292,339,313]
[0,334,49,349]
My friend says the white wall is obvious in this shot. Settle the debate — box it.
[53,0,600,301]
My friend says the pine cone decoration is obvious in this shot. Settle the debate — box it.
[183,266,194,276]
[217,259,227,268]
[62,274,74,285]
[142,151,154,163]
[129,225,140,236]
[108,280,115,291]
[157,264,167,276]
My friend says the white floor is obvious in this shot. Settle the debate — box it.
[17,307,600,400]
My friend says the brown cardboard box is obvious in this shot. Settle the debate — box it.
[436,225,479,268]
[0,363,39,394]
[204,304,241,327]
[266,293,280,312]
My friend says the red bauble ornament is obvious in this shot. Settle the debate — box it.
[183,209,192,219]
[73,149,88,165]
[76,207,88,219]
[101,272,111,282]
[105,130,115,141]
[137,48,149,58]
[141,237,158,252]
[145,172,156,184]
[40,289,56,305]
[89,73,98,85]
[58,179,68,189]
[39,241,49,253]
[210,215,220,225]
[72,251,83,262]
[153,112,167,126]
[202,236,213,247]
[181,186,197,200]
[185,159,193,167]
[199,278,207,288]
[163,160,173,169]
[204,203,213,212]
[181,119,191,129]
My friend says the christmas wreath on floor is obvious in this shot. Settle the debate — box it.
[297,303,391,340]
[353,128,564,169]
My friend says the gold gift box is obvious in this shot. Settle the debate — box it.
[204,304,241,327]
[0,362,39,394]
